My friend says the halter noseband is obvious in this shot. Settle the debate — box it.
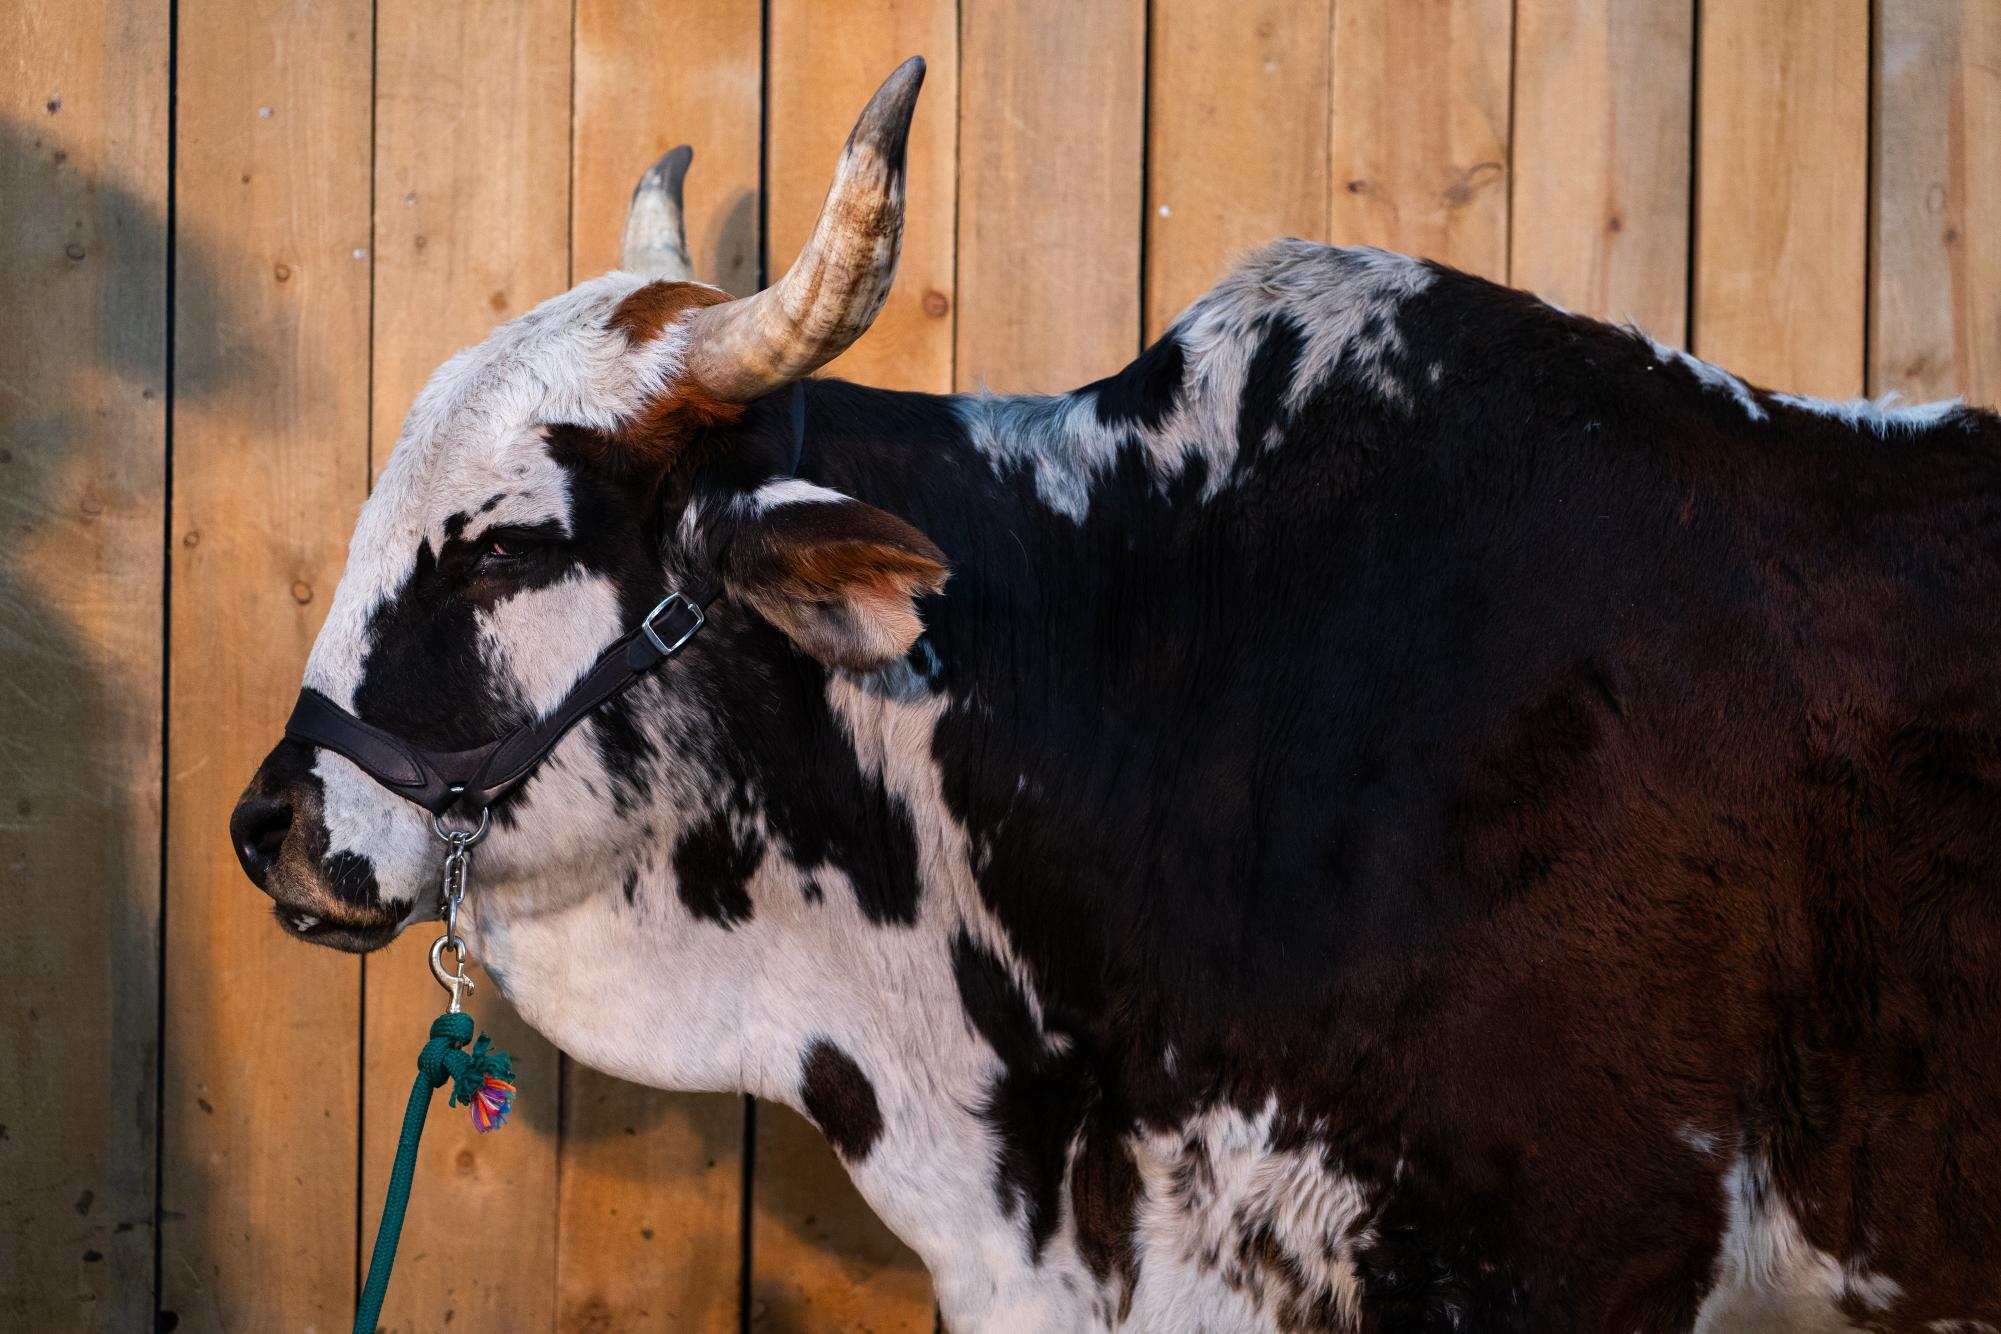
[283,588,710,814]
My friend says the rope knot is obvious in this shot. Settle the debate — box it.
[416,1012,475,1087]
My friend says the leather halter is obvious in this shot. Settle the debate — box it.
[284,382,807,816]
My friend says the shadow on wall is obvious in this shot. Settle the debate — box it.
[1,106,902,1327]
[699,185,760,299]
[0,110,239,1328]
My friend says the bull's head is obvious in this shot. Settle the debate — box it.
[230,60,946,954]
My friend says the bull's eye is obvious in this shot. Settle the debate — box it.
[475,528,557,570]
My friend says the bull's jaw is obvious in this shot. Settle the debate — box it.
[460,861,757,1095]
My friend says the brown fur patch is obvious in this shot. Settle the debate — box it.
[798,1039,885,1162]
[608,279,730,344]
[1072,1130,1143,1319]
[775,539,948,603]
[607,280,748,462]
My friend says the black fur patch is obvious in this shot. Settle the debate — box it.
[1085,332,1186,432]
[590,697,659,812]
[951,928,1091,1258]
[1235,312,1307,461]
[321,849,380,906]
[798,1038,884,1162]
[670,808,760,927]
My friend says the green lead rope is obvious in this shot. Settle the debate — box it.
[353,1012,517,1334]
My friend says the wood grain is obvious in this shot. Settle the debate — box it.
[767,0,958,391]
[1146,0,1333,340]
[1693,0,1868,397]
[572,0,764,294]
[1872,0,2001,405]
[557,1077,748,1334]
[162,0,374,1327]
[957,0,1147,392]
[0,2,166,1327]
[362,4,571,1328]
[1330,0,1514,279]
[1511,0,1693,339]
[561,3,760,1330]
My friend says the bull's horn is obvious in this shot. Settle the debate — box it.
[622,145,696,282]
[681,56,924,403]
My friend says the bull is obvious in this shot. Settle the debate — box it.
[232,59,2001,1331]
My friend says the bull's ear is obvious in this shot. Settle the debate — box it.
[724,485,949,671]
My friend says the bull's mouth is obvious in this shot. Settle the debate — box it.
[272,902,406,954]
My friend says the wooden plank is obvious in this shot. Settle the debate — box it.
[1146,0,1333,340]
[1872,0,2001,405]
[361,3,571,1329]
[556,1076,747,1334]
[767,0,958,391]
[1693,0,1868,397]
[957,0,1146,392]
[1329,0,1514,279]
[561,3,759,1330]
[162,0,374,1327]
[1511,0,1693,339]
[572,0,764,295]
[0,2,166,1328]
[755,7,956,1324]
[749,1106,935,1332]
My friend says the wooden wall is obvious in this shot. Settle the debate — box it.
[4,1,1998,1329]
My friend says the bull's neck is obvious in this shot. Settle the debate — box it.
[789,378,1161,1002]
[482,658,1108,1328]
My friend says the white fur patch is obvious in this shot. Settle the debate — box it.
[1128,1100,1372,1332]
[1679,1122,1722,1159]
[1693,1154,1902,1333]
[1639,333,1768,422]
[431,655,1094,1331]
[312,748,434,915]
[750,477,850,512]
[1769,391,1965,435]
[475,570,622,716]
[959,242,1433,522]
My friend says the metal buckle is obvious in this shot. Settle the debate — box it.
[641,592,704,657]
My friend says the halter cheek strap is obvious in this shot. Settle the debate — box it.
[285,383,808,816]
[283,589,710,814]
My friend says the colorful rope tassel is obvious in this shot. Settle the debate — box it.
[444,1030,518,1134]
[469,1075,516,1132]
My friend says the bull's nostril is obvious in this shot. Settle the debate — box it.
[229,795,294,888]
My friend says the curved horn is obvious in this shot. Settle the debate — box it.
[622,145,696,282]
[682,56,925,403]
